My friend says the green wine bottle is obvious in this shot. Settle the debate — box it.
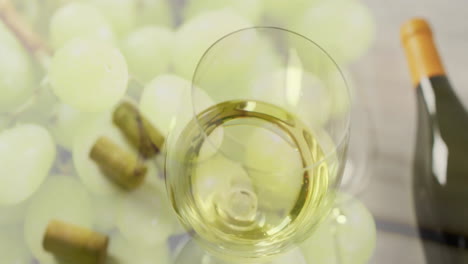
[402,18,468,262]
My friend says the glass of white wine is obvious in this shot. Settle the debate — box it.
[165,27,351,262]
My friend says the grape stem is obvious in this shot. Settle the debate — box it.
[0,0,52,67]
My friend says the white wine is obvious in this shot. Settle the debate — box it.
[167,100,338,259]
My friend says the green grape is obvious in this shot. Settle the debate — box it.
[121,26,173,83]
[14,0,41,24]
[172,9,252,82]
[326,68,353,118]
[91,0,136,37]
[49,2,114,49]
[16,85,59,125]
[49,103,101,150]
[0,115,9,131]
[175,13,282,101]
[292,0,375,64]
[116,167,176,247]
[251,38,283,82]
[46,0,92,8]
[244,127,303,212]
[173,240,207,264]
[0,124,56,206]
[251,67,332,128]
[0,21,36,113]
[147,162,186,235]
[13,0,48,35]
[262,0,316,24]
[300,193,376,264]
[171,235,191,262]
[269,247,306,264]
[72,111,133,195]
[139,74,211,136]
[332,194,377,263]
[0,225,32,264]
[139,74,223,160]
[174,240,305,264]
[300,220,335,264]
[146,162,186,236]
[139,74,199,136]
[184,0,263,23]
[88,156,162,234]
[49,39,128,112]
[134,0,173,28]
[108,233,171,264]
[91,192,123,233]
[92,162,164,233]
[24,175,93,264]
[0,200,28,226]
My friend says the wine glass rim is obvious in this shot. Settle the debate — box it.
[190,26,352,173]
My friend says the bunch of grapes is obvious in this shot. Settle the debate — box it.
[0,0,376,263]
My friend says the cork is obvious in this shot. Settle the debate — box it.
[113,101,165,159]
[401,18,446,86]
[43,220,108,264]
[90,136,147,190]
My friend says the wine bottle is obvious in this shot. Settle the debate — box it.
[401,18,468,262]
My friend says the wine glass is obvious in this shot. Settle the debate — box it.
[164,27,351,262]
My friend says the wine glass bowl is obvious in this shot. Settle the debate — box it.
[165,27,351,261]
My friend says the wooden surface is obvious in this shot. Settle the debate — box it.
[354,0,468,263]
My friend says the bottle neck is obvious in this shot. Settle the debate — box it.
[401,19,446,87]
